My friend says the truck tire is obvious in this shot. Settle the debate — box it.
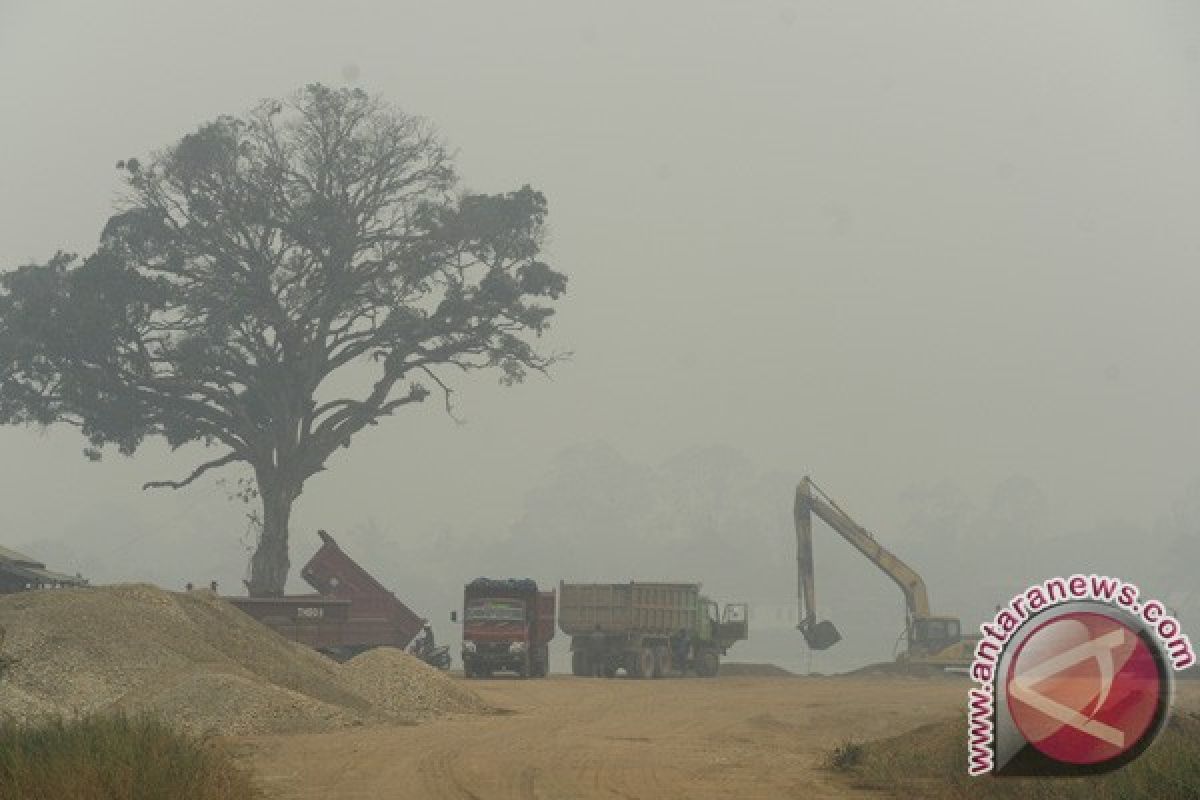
[534,646,549,678]
[696,650,720,678]
[652,646,667,678]
[626,647,654,679]
[572,650,591,677]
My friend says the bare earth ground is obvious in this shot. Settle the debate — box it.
[242,676,1200,800]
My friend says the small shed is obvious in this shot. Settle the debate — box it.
[0,545,88,594]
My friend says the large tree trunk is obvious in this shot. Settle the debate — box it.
[247,478,295,597]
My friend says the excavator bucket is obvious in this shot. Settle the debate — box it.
[800,619,842,650]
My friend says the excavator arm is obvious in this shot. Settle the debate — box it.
[794,485,817,637]
[794,476,931,650]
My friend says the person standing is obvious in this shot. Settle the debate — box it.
[589,624,607,676]
[672,628,691,674]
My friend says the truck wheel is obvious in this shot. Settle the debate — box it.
[652,646,667,679]
[624,650,642,678]
[696,650,720,677]
[535,645,550,678]
[635,647,655,679]
[572,650,591,677]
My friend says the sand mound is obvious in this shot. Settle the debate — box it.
[342,647,488,715]
[718,662,795,677]
[0,584,484,734]
[841,660,966,679]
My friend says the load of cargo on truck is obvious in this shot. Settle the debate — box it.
[458,578,555,679]
[226,530,426,661]
[558,581,748,678]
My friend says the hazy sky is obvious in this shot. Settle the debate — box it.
[3,1,1200,622]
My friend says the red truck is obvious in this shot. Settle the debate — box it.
[458,578,555,678]
[226,530,425,660]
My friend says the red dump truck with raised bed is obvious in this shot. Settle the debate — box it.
[457,578,555,678]
[226,530,425,661]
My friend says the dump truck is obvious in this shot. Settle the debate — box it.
[0,545,88,594]
[457,578,555,678]
[227,529,426,661]
[559,581,748,678]
[793,476,979,669]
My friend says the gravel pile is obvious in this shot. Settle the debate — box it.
[119,671,366,736]
[0,584,485,735]
[342,647,488,716]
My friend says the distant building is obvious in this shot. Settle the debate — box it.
[0,545,88,594]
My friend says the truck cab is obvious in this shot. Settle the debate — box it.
[460,578,554,679]
[709,599,750,649]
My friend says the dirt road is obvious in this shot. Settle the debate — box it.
[244,675,1200,800]
[243,674,961,799]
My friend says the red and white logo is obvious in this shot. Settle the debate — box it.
[968,576,1191,777]
[1005,611,1164,767]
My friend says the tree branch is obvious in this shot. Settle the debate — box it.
[142,450,242,490]
[422,366,464,425]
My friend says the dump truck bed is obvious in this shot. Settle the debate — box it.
[227,530,424,655]
[558,581,701,636]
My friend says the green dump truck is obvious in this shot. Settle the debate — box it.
[559,581,748,678]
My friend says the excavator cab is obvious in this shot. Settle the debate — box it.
[799,618,842,650]
[910,616,961,656]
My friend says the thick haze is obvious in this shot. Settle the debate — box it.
[2,2,1199,671]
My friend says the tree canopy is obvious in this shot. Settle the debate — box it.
[0,84,567,594]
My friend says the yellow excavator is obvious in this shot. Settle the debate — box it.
[793,476,977,670]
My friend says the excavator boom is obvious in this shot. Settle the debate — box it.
[793,484,842,649]
[794,476,932,651]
